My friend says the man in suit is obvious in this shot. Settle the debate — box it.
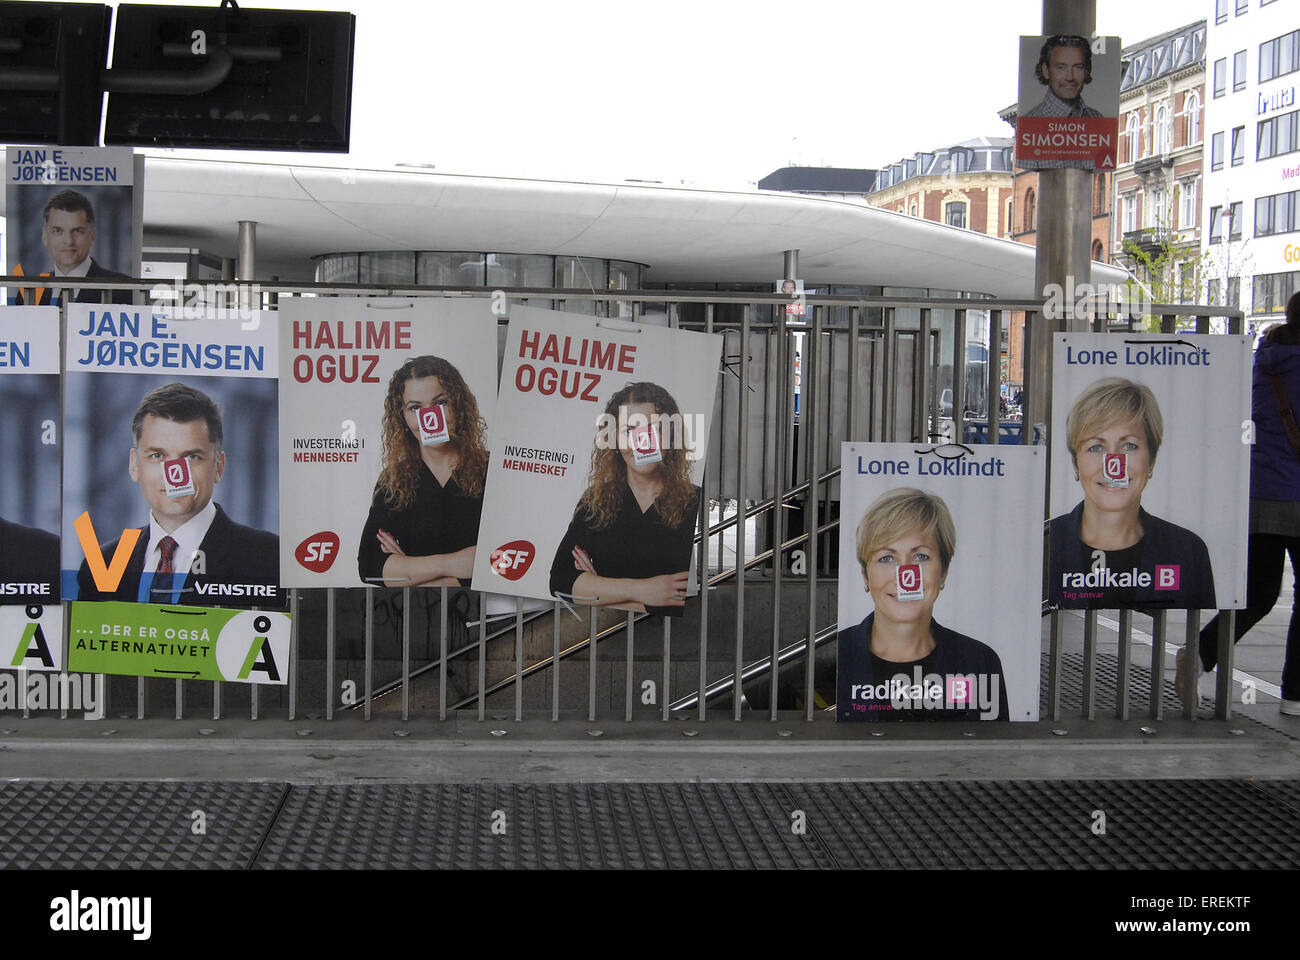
[75,382,283,607]
[17,189,132,306]
[0,516,60,604]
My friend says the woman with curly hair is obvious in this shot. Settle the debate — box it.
[358,356,488,587]
[549,381,700,615]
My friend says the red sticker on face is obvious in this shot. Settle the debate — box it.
[163,457,195,498]
[1103,452,1128,486]
[896,563,923,601]
[630,423,662,465]
[419,404,449,446]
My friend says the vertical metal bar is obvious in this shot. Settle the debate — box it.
[588,606,598,722]
[325,587,335,721]
[439,586,448,721]
[661,618,671,722]
[136,676,144,720]
[515,597,524,722]
[175,678,183,721]
[213,677,221,721]
[364,586,373,721]
[288,588,299,721]
[1048,611,1062,721]
[251,676,259,720]
[916,308,931,442]
[401,586,411,722]
[805,305,822,720]
[988,310,1002,446]
[770,305,789,720]
[552,603,561,722]
[698,303,714,722]
[478,603,486,722]
[1149,610,1167,720]
[734,304,751,721]
[953,309,967,445]
[1082,609,1098,719]
[848,305,861,440]
[1183,610,1201,719]
[625,612,634,722]
[1214,609,1235,721]
[1116,607,1132,720]
[882,308,897,441]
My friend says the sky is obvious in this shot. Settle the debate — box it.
[126,0,1206,188]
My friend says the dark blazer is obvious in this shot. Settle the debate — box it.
[16,259,133,306]
[1048,502,1216,610]
[836,614,1010,721]
[0,517,60,604]
[75,503,284,607]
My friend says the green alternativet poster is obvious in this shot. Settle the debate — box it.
[69,602,290,684]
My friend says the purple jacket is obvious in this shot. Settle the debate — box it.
[1252,337,1300,501]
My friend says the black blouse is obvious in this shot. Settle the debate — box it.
[549,484,700,617]
[357,467,483,587]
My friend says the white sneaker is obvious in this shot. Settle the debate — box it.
[1281,699,1300,717]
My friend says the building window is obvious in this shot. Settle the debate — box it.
[1208,278,1222,305]
[1024,189,1035,232]
[1234,50,1248,91]
[1180,262,1196,303]
[1212,131,1225,170]
[1094,173,1106,215]
[1122,193,1137,233]
[1092,239,1104,263]
[1179,179,1198,228]
[910,203,918,217]
[1232,125,1245,165]
[1150,188,1167,228]
[1258,109,1300,160]
[1215,0,1228,23]
[945,201,967,229]
[1254,271,1300,314]
[1185,91,1201,144]
[1229,201,1243,240]
[1154,105,1171,154]
[1254,192,1300,238]
[1261,30,1300,83]
[1210,205,1223,242]
[1236,0,1247,12]
[1125,113,1141,162]
[1213,58,1227,97]
[1228,276,1241,308]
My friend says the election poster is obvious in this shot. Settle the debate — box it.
[837,441,1045,722]
[6,146,141,306]
[471,305,723,617]
[60,303,284,608]
[1016,35,1121,170]
[68,602,290,685]
[0,306,64,670]
[277,297,499,589]
[1050,334,1251,611]
[0,307,61,605]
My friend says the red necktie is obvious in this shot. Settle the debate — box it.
[157,536,177,575]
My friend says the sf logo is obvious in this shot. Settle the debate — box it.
[1103,453,1126,481]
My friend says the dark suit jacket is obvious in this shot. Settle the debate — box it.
[16,259,133,306]
[0,517,60,604]
[75,503,284,607]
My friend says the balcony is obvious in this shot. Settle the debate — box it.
[1133,153,1173,175]
[1123,228,1172,255]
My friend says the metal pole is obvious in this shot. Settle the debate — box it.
[953,309,967,444]
[589,606,598,722]
[288,588,298,721]
[770,306,789,720]
[515,597,524,723]
[1116,608,1132,720]
[782,250,799,284]
[805,306,821,720]
[1048,611,1062,720]
[988,310,1002,445]
[237,221,257,281]
[364,587,373,721]
[1149,610,1167,720]
[733,305,751,721]
[625,612,634,722]
[1082,609,1098,719]
[439,586,448,721]
[662,618,672,723]
[553,603,562,722]
[402,586,411,722]
[325,588,335,720]
[1183,610,1201,719]
[1214,610,1236,721]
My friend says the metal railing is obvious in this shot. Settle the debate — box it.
[1,277,1252,727]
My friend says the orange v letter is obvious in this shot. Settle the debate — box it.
[74,511,142,593]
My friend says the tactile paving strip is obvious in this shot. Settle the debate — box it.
[0,781,287,869]
[253,782,837,869]
[785,780,1300,869]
